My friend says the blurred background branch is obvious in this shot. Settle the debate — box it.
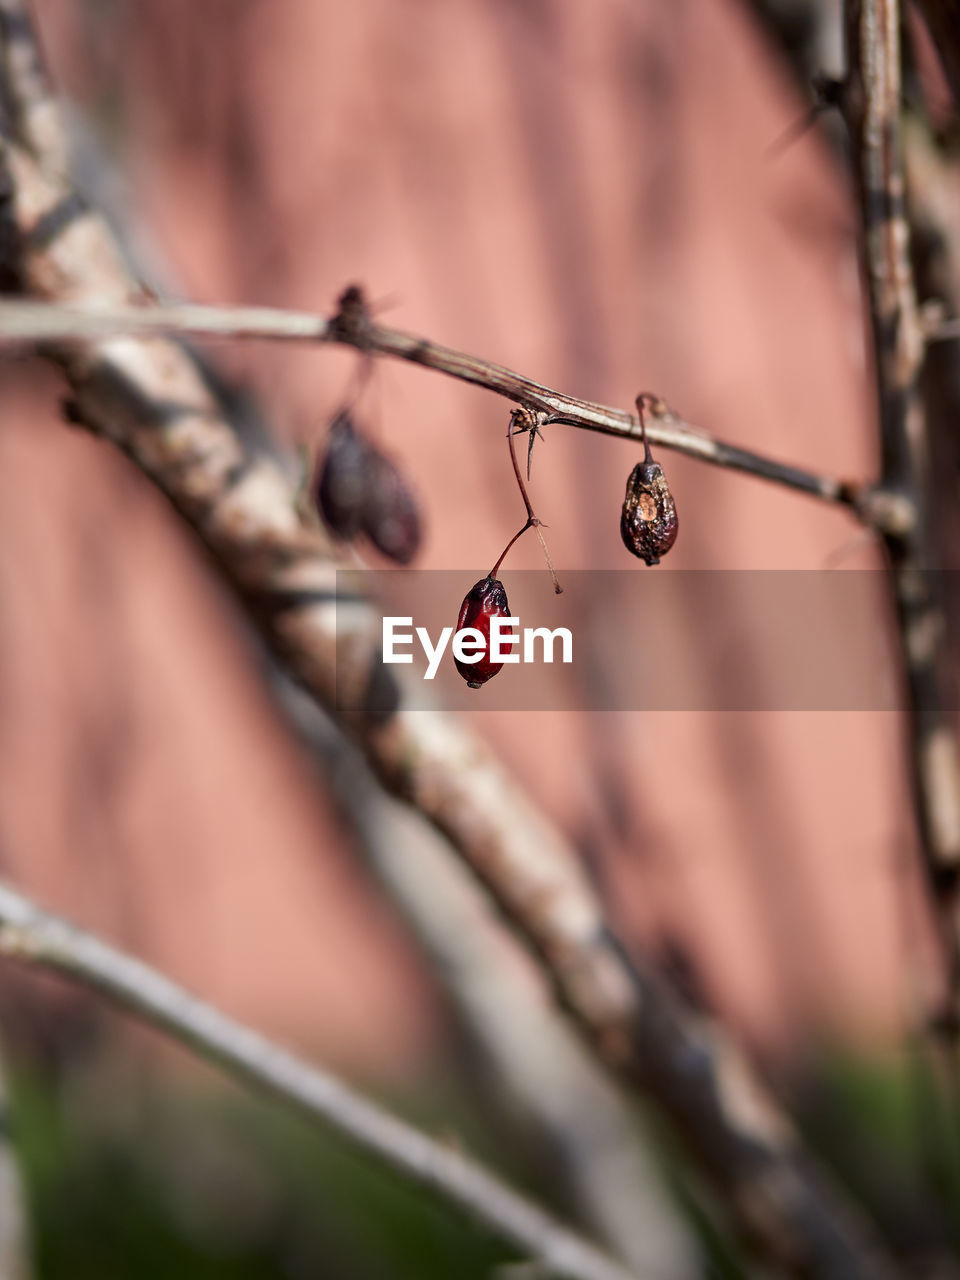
[0,877,643,1280]
[842,0,960,1028]
[749,0,960,1033]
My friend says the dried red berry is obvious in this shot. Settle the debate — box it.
[620,397,678,565]
[363,450,422,565]
[313,413,370,540]
[454,577,515,689]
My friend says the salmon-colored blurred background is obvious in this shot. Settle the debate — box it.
[0,0,937,1076]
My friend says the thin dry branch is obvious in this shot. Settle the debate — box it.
[0,5,904,1277]
[0,295,893,524]
[843,0,960,1015]
[0,878,642,1280]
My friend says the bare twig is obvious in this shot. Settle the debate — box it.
[0,879,643,1280]
[0,294,886,522]
[0,6,905,1276]
[843,0,960,1018]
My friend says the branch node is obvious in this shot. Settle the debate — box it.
[330,283,373,348]
[852,484,918,539]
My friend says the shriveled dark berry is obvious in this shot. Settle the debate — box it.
[363,450,422,565]
[620,457,678,565]
[620,395,678,566]
[454,577,515,689]
[313,412,423,564]
[313,413,370,539]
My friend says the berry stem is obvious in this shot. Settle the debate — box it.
[334,350,374,419]
[489,519,532,579]
[635,394,653,465]
[486,412,562,592]
[508,409,537,522]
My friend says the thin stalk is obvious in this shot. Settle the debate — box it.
[488,414,562,592]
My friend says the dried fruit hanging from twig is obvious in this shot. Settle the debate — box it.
[313,412,369,539]
[454,410,559,689]
[312,410,422,564]
[364,449,422,564]
[454,577,515,689]
[620,393,678,565]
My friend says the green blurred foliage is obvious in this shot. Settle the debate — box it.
[9,1057,516,1280]
[8,1039,960,1278]
[795,1046,960,1261]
